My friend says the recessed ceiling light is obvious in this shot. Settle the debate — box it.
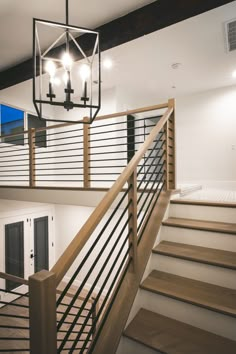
[171,63,182,70]
[232,70,236,78]
[103,58,113,69]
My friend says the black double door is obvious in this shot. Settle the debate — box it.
[5,216,49,291]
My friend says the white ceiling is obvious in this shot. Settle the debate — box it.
[100,1,236,104]
[1,1,236,107]
[0,0,154,70]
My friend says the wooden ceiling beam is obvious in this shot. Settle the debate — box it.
[0,0,234,90]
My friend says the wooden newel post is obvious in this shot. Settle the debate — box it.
[163,120,169,191]
[164,99,176,191]
[128,170,138,273]
[29,128,36,187]
[83,117,91,188]
[167,98,176,190]
[29,270,57,354]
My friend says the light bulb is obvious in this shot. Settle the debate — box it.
[45,60,56,77]
[62,52,73,70]
[51,77,61,86]
[63,72,69,85]
[232,70,236,78]
[103,58,113,69]
[79,64,91,81]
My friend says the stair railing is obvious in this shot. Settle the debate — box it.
[0,272,30,353]
[0,102,175,190]
[0,271,98,353]
[28,99,175,353]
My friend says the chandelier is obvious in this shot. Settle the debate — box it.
[33,0,101,124]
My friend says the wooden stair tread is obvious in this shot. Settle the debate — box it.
[162,217,236,234]
[153,241,236,270]
[171,199,236,208]
[124,309,236,354]
[140,270,236,317]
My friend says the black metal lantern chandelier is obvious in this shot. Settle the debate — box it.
[33,0,101,124]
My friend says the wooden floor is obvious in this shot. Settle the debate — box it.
[162,217,236,234]
[153,241,236,269]
[0,295,30,352]
[0,286,96,353]
[124,308,236,354]
[140,270,236,317]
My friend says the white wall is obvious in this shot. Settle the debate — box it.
[54,203,129,294]
[1,73,236,190]
[176,85,236,188]
[0,78,54,118]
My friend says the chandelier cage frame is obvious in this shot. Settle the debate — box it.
[33,9,101,125]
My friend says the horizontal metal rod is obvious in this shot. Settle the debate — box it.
[89,157,126,162]
[90,165,126,169]
[0,350,30,352]
[56,320,92,326]
[35,179,84,182]
[0,325,29,330]
[65,233,131,351]
[137,173,164,231]
[0,337,29,340]
[45,128,83,138]
[138,182,164,244]
[88,150,128,156]
[88,179,117,182]
[35,153,83,160]
[34,160,83,166]
[0,147,29,154]
[0,301,29,308]
[36,173,83,176]
[56,187,131,328]
[137,165,165,208]
[89,131,156,144]
[34,141,83,150]
[35,167,83,171]
[0,158,29,163]
[0,175,29,177]
[34,147,83,155]
[0,313,29,319]
[83,247,131,351]
[89,115,161,131]
[0,169,29,173]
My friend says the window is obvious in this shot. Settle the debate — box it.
[0,104,24,145]
[28,114,47,148]
[0,104,47,147]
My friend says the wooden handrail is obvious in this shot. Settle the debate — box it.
[0,272,29,285]
[51,105,173,285]
[0,272,92,304]
[0,102,168,138]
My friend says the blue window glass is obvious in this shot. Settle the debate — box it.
[0,104,24,145]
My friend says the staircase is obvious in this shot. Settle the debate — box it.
[120,198,236,353]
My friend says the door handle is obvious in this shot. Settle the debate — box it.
[30,254,35,259]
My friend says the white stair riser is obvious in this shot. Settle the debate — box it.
[161,226,236,251]
[169,204,236,223]
[139,289,236,340]
[151,253,236,289]
[116,337,159,354]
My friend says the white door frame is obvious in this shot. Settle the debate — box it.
[0,207,55,303]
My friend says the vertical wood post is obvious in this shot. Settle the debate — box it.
[29,270,57,354]
[163,120,169,191]
[167,98,176,190]
[128,170,138,273]
[83,117,91,188]
[29,128,36,187]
